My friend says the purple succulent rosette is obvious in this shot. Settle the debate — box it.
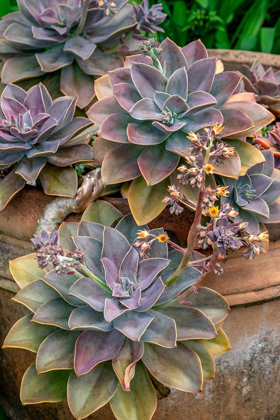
[222,150,280,233]
[88,38,274,225]
[0,83,93,210]
[4,200,230,420]
[241,60,280,118]
[0,0,166,109]
[133,0,166,34]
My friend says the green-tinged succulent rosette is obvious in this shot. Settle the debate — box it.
[87,38,274,225]
[222,150,280,234]
[4,200,230,420]
[0,83,94,210]
[0,0,166,109]
[241,60,280,118]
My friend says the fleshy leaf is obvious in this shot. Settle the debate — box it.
[142,342,203,392]
[20,363,70,405]
[36,330,80,373]
[58,222,78,252]
[12,280,59,312]
[3,315,56,352]
[182,341,215,381]
[110,362,157,420]
[223,139,265,175]
[68,362,118,420]
[200,328,231,357]
[9,253,45,289]
[69,306,113,332]
[141,309,177,348]
[81,199,122,224]
[32,297,74,330]
[39,164,77,197]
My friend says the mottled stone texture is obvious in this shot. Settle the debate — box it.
[1,288,280,420]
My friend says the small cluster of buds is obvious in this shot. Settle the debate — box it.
[139,38,161,56]
[161,108,177,126]
[201,185,229,212]
[210,141,235,166]
[36,245,85,275]
[98,0,117,15]
[177,159,205,189]
[134,230,169,258]
[163,185,196,215]
[243,231,269,260]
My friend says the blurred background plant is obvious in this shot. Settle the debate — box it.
[130,0,280,54]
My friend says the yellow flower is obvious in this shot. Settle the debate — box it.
[137,230,150,239]
[204,164,214,174]
[156,233,169,243]
[213,122,224,135]
[209,205,219,218]
[216,186,230,197]
[258,231,269,242]
[187,131,199,142]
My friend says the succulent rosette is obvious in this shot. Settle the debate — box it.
[0,0,166,109]
[88,38,273,225]
[254,122,280,169]
[222,150,280,233]
[241,60,280,118]
[4,200,230,420]
[0,83,94,210]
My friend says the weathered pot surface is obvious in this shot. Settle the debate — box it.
[1,50,280,420]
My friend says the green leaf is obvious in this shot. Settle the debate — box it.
[3,315,56,352]
[173,1,187,25]
[36,330,81,373]
[68,362,118,419]
[183,341,215,381]
[9,254,45,289]
[260,27,276,53]
[39,164,77,197]
[128,176,169,225]
[200,328,231,357]
[21,363,70,404]
[81,199,123,224]
[224,139,265,176]
[181,287,230,324]
[32,297,74,330]
[58,222,78,252]
[142,343,203,392]
[195,0,208,7]
[110,362,157,420]
[0,168,25,211]
[12,280,59,312]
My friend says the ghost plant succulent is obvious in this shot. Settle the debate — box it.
[0,0,166,109]
[0,83,94,211]
[88,38,273,225]
[254,122,280,169]
[4,199,232,420]
[241,60,280,118]
[222,150,280,234]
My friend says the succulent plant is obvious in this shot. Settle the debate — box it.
[4,200,230,420]
[222,150,280,233]
[88,38,273,225]
[241,60,280,118]
[0,0,166,109]
[0,83,94,210]
[254,122,280,169]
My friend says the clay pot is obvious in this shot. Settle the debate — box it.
[1,49,280,419]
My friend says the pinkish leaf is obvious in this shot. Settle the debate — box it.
[187,58,217,93]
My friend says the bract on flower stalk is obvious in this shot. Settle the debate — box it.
[88,37,273,224]
[3,200,231,420]
[0,83,94,211]
[0,0,166,109]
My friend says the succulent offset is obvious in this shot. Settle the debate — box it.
[0,0,166,109]
[0,83,94,210]
[241,60,280,118]
[88,38,273,224]
[254,122,280,169]
[222,150,280,233]
[4,200,230,420]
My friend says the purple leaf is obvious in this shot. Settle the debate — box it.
[114,311,154,341]
[137,278,165,312]
[158,38,187,78]
[119,247,139,281]
[104,298,131,323]
[72,237,104,280]
[181,108,223,133]
[183,91,217,116]
[74,329,125,376]
[102,227,130,270]
[15,157,46,184]
[163,95,188,114]
[109,68,133,86]
[138,144,179,186]
[166,67,188,98]
[101,258,119,290]
[63,36,96,60]
[69,306,113,332]
[141,309,176,348]
[187,58,217,93]
[87,97,125,126]
[131,63,167,99]
[120,287,141,310]
[127,121,169,145]
[113,83,141,112]
[221,109,254,137]
[100,113,133,143]
[210,72,242,107]
[129,98,162,121]
[69,277,110,312]
[137,258,170,290]
[165,131,193,157]
[181,39,208,67]
[60,64,95,109]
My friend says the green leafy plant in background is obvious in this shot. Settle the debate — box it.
[131,0,280,54]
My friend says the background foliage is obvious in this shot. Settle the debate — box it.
[132,0,280,54]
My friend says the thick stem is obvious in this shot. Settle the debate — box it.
[35,168,104,235]
[73,0,90,36]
